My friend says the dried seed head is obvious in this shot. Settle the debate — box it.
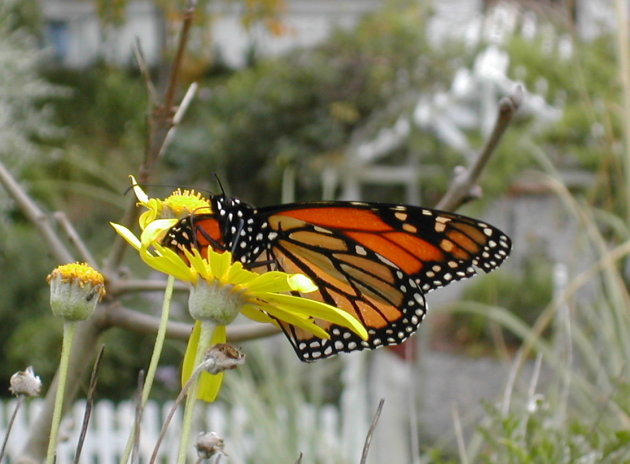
[196,431,225,460]
[202,343,246,375]
[9,366,42,397]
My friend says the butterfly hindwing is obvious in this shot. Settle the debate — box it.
[262,225,426,361]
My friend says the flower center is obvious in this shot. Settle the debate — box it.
[163,190,212,217]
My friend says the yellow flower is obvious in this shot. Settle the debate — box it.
[129,175,211,231]
[111,178,368,401]
[47,262,106,321]
[113,219,367,341]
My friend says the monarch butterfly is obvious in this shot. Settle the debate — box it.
[163,195,511,362]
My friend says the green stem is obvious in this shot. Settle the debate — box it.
[46,321,77,464]
[120,275,175,464]
[177,321,214,464]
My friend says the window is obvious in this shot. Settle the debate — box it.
[45,20,69,61]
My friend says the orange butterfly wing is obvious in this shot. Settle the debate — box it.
[254,202,511,361]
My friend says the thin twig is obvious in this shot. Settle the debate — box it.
[157,82,199,160]
[133,38,158,103]
[163,0,198,115]
[360,399,385,464]
[131,370,146,464]
[0,396,24,462]
[294,452,303,464]
[54,211,98,268]
[436,85,523,212]
[0,161,74,263]
[73,345,105,464]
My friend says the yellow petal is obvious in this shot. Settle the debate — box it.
[185,248,210,280]
[225,262,255,286]
[140,219,179,247]
[288,274,317,293]
[181,321,200,394]
[245,272,297,293]
[130,175,149,204]
[259,304,331,339]
[261,293,368,340]
[209,250,230,279]
[138,201,161,230]
[110,223,142,250]
[139,245,194,282]
[240,305,279,324]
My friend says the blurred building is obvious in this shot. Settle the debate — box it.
[39,0,614,68]
[40,0,380,67]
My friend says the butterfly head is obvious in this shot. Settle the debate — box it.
[163,195,265,265]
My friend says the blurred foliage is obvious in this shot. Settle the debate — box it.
[473,395,630,464]
[0,0,65,179]
[504,34,618,171]
[448,251,554,350]
[169,3,464,204]
[495,32,622,211]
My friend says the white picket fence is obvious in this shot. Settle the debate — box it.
[0,399,344,463]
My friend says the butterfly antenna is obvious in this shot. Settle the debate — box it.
[214,174,226,196]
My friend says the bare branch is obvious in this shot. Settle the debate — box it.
[105,306,192,339]
[435,85,523,212]
[108,279,189,295]
[163,0,198,114]
[0,161,74,263]
[54,212,98,268]
[157,82,198,160]
[104,306,281,342]
[226,323,281,344]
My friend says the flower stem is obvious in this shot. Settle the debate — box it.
[120,275,175,464]
[177,321,214,464]
[46,321,77,464]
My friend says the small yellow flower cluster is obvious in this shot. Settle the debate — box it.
[47,262,106,321]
